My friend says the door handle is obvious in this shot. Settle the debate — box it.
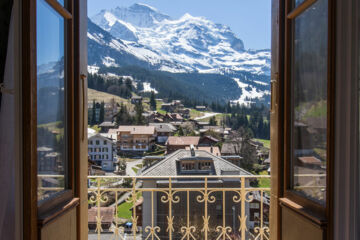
[270,72,278,114]
[80,74,87,141]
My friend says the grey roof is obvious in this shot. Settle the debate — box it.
[141,149,251,176]
[221,142,242,155]
[149,123,177,133]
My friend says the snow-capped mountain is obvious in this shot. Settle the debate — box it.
[88,3,271,105]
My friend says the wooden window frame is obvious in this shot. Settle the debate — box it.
[282,0,335,224]
[22,0,79,237]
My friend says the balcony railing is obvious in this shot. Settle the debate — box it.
[87,175,271,240]
[36,172,328,240]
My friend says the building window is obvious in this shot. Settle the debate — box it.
[198,161,211,170]
[181,162,195,170]
[96,140,100,145]
[89,140,93,145]
[104,140,107,145]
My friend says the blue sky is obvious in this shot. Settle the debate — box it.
[88,0,271,50]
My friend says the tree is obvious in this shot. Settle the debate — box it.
[115,103,133,126]
[177,126,184,136]
[125,78,132,91]
[150,91,157,111]
[91,100,96,125]
[209,116,217,126]
[99,101,105,123]
[134,102,145,125]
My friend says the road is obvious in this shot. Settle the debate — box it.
[126,159,143,176]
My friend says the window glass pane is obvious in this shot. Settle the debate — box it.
[58,0,64,7]
[294,0,306,8]
[291,0,328,205]
[37,0,66,202]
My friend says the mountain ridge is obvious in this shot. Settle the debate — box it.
[87,3,271,106]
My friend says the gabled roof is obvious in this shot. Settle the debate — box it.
[185,146,221,156]
[149,123,177,133]
[201,135,220,143]
[166,136,200,146]
[88,133,115,143]
[221,142,241,155]
[118,125,155,135]
[141,149,251,176]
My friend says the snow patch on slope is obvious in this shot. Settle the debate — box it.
[142,82,158,94]
[231,78,270,106]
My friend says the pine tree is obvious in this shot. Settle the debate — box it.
[91,100,96,125]
[150,91,157,111]
[134,102,145,125]
[99,101,105,123]
[209,116,217,126]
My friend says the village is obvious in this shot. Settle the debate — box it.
[86,94,271,238]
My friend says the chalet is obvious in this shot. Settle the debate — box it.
[98,121,116,133]
[199,126,226,137]
[131,96,143,104]
[117,126,156,152]
[145,111,165,123]
[165,136,200,153]
[178,108,190,118]
[195,106,207,111]
[221,142,242,156]
[161,100,184,113]
[199,135,220,146]
[164,113,183,122]
[149,123,177,144]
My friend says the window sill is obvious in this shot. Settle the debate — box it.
[38,197,79,227]
[279,198,327,227]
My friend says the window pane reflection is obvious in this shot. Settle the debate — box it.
[58,0,64,7]
[37,0,66,202]
[291,0,328,205]
[294,0,305,8]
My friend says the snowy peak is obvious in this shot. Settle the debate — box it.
[92,3,171,29]
[89,3,270,76]
[128,3,160,13]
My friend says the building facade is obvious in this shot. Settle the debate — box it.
[117,126,156,152]
[88,133,116,171]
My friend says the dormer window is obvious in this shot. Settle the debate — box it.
[181,162,195,170]
[198,161,212,170]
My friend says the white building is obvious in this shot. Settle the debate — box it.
[88,133,117,171]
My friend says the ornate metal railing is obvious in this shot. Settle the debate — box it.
[87,175,271,240]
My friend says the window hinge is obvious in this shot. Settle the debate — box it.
[270,72,279,114]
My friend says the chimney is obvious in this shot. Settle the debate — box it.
[190,145,195,157]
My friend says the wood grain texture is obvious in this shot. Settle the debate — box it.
[22,0,38,239]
